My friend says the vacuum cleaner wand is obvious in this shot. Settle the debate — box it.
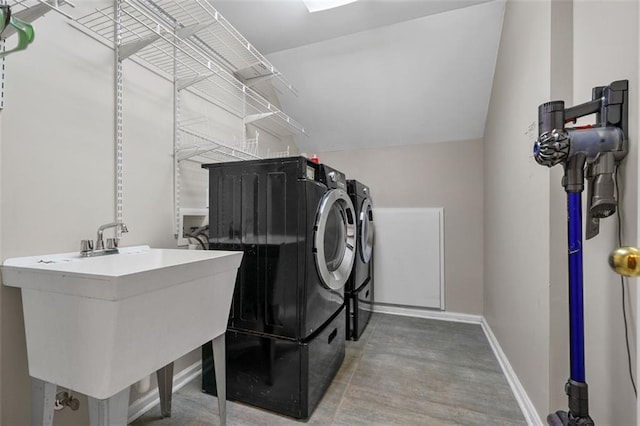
[532,80,628,426]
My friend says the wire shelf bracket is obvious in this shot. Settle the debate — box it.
[119,31,161,59]
[175,72,213,91]
[245,112,275,125]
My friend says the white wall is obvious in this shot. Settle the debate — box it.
[0,6,291,425]
[483,0,552,418]
[319,138,484,315]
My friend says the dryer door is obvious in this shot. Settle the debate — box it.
[359,198,374,263]
[314,188,356,290]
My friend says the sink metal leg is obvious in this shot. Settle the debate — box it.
[88,387,130,426]
[31,378,56,426]
[212,333,226,426]
[156,362,174,417]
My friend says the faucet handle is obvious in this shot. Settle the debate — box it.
[81,239,93,253]
[106,238,118,250]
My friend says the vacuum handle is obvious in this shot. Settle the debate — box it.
[584,166,600,240]
[585,151,618,240]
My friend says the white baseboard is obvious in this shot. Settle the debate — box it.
[480,317,543,426]
[372,303,483,324]
[372,303,542,426]
[127,361,202,423]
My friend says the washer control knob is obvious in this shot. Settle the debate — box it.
[328,171,337,182]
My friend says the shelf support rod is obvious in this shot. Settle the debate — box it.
[173,29,181,236]
[114,0,124,231]
[0,0,4,109]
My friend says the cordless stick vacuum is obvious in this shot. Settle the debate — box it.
[533,80,629,426]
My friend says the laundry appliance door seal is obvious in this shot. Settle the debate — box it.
[314,189,356,290]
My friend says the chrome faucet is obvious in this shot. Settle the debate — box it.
[96,222,128,250]
[81,222,129,257]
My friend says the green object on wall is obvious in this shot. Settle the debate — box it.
[1,16,35,57]
[0,3,35,59]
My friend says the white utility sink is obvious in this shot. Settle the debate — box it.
[2,245,242,425]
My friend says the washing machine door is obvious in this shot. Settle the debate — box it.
[359,198,374,263]
[314,188,356,290]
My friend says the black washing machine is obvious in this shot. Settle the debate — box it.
[345,179,374,340]
[201,157,356,419]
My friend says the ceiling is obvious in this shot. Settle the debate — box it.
[213,0,506,153]
[213,0,494,55]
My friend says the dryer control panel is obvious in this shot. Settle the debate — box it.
[319,164,347,190]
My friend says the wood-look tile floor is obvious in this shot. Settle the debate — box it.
[132,313,527,425]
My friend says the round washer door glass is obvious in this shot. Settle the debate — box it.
[359,198,374,263]
[314,189,356,290]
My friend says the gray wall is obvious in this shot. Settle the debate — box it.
[548,0,572,412]
[483,0,552,417]
[319,138,484,315]
[484,0,638,423]
[573,1,637,422]
[265,0,504,154]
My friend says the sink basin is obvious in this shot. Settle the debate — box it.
[2,245,243,401]
[2,245,242,300]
